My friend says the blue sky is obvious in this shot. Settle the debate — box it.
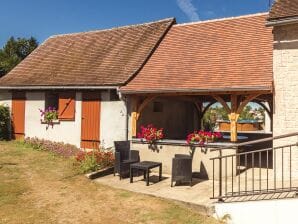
[0,0,272,47]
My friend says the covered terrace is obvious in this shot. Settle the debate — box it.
[120,13,273,179]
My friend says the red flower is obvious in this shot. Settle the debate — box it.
[186,130,222,145]
[137,124,164,143]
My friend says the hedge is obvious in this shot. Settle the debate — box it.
[0,105,10,140]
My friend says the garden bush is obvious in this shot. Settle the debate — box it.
[24,137,80,158]
[0,105,10,140]
[23,137,114,173]
[75,149,114,173]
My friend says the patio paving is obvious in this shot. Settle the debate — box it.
[93,166,298,215]
[93,171,217,215]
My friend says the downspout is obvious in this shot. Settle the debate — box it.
[125,96,129,141]
[117,88,129,141]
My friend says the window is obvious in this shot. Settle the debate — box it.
[58,92,76,120]
[45,92,59,110]
[44,92,76,121]
[153,102,163,112]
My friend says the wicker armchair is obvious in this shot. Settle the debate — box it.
[114,141,140,179]
[171,154,192,187]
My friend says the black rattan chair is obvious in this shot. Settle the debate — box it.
[171,154,192,187]
[114,141,140,179]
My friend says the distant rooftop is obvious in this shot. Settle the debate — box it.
[268,0,298,21]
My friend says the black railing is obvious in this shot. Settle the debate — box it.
[210,132,298,201]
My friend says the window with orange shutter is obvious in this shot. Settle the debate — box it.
[58,92,76,120]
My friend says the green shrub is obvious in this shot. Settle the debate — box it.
[0,105,10,140]
[75,149,115,174]
[77,152,98,174]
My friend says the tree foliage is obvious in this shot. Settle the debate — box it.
[202,103,265,130]
[0,37,38,77]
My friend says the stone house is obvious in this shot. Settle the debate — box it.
[267,0,298,177]
[267,0,298,138]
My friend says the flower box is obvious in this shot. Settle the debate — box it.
[41,119,60,124]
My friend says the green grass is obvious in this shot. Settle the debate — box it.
[0,141,220,224]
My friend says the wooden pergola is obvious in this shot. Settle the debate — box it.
[130,90,273,142]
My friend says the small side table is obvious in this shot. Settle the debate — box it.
[130,161,162,186]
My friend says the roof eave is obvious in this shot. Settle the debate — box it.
[120,86,273,95]
[0,85,120,90]
[266,16,298,27]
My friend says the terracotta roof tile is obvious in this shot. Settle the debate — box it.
[121,13,273,94]
[269,0,298,20]
[0,18,175,87]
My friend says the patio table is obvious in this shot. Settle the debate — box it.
[130,161,162,186]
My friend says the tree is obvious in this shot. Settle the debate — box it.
[0,37,38,77]
[239,105,254,120]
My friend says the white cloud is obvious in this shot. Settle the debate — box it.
[176,0,200,21]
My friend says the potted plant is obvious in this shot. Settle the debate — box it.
[186,130,222,145]
[137,124,164,151]
[186,130,222,156]
[39,106,59,129]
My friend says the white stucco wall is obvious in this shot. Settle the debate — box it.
[100,91,127,148]
[25,92,82,147]
[215,198,298,224]
[100,100,127,148]
[1,89,127,148]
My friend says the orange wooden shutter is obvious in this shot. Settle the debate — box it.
[58,92,75,120]
[11,92,26,140]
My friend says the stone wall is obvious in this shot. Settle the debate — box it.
[132,141,236,180]
[273,23,298,179]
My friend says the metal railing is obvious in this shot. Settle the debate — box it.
[210,132,298,201]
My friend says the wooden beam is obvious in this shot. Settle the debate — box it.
[253,100,272,120]
[194,101,202,114]
[201,101,216,117]
[212,95,231,114]
[126,90,272,97]
[231,95,238,112]
[237,94,261,114]
[131,95,159,137]
[137,95,158,118]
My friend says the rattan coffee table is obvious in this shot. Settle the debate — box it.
[130,161,162,186]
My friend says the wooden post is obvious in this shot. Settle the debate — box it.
[229,95,239,142]
[229,113,239,142]
[194,101,203,129]
[131,97,139,138]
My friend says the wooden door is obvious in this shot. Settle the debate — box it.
[11,92,26,140]
[81,93,101,149]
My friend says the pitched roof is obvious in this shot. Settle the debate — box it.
[0,18,175,87]
[268,0,298,21]
[121,13,273,94]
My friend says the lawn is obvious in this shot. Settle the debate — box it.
[0,141,219,224]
